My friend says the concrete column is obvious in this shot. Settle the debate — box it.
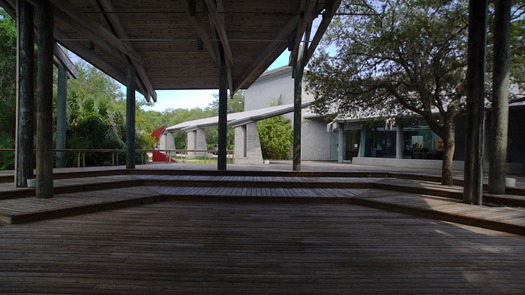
[488,0,511,194]
[186,130,196,157]
[358,124,366,157]
[217,43,228,171]
[195,128,207,157]
[234,125,247,158]
[396,124,404,159]
[55,64,67,168]
[126,63,136,169]
[186,129,206,157]
[464,0,488,205]
[293,58,304,171]
[36,0,54,198]
[234,123,263,165]
[337,122,344,163]
[15,0,34,188]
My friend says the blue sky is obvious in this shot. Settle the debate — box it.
[140,51,290,112]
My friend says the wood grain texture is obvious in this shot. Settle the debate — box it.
[0,201,524,294]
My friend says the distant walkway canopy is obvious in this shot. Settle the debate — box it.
[166,102,312,132]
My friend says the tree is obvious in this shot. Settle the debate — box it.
[258,97,293,160]
[0,9,17,139]
[307,0,470,185]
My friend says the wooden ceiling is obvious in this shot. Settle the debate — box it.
[1,0,341,102]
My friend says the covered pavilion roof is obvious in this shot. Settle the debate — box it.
[0,0,341,102]
[166,101,312,132]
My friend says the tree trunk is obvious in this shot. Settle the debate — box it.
[441,122,455,185]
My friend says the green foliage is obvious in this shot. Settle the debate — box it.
[0,9,17,138]
[258,115,293,160]
[0,132,14,170]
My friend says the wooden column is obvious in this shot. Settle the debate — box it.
[126,63,136,169]
[36,0,54,198]
[55,64,67,168]
[217,43,228,171]
[15,0,34,188]
[337,123,344,163]
[464,0,488,205]
[292,58,304,171]
[488,0,511,194]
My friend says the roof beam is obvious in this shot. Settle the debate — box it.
[93,0,157,102]
[47,0,143,63]
[233,15,300,93]
[56,30,148,97]
[290,0,318,69]
[3,0,79,79]
[53,43,79,79]
[178,0,217,63]
[205,0,234,94]
[305,0,342,64]
[204,0,233,66]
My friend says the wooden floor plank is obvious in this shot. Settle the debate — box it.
[1,201,524,294]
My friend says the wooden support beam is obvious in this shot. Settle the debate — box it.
[15,0,35,188]
[126,63,137,169]
[488,0,511,194]
[233,15,300,92]
[293,54,304,171]
[179,0,217,63]
[36,0,54,198]
[47,0,143,62]
[305,0,342,64]
[204,0,233,66]
[53,43,78,79]
[464,0,488,205]
[217,43,228,171]
[95,0,157,102]
[204,0,234,94]
[55,63,67,168]
[290,0,317,70]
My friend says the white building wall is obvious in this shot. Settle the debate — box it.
[301,120,332,161]
[244,66,330,161]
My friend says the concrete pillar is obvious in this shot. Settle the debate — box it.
[396,124,404,159]
[358,124,366,158]
[186,130,196,156]
[234,125,247,158]
[293,58,304,171]
[186,129,206,157]
[36,0,54,198]
[464,0,488,205]
[488,0,511,194]
[15,0,34,188]
[234,123,263,165]
[126,63,136,169]
[55,64,67,168]
[337,122,344,163]
[160,132,175,150]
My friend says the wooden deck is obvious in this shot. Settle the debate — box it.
[0,167,525,293]
[1,200,524,294]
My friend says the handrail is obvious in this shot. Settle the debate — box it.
[0,148,234,168]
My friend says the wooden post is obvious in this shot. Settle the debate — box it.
[337,122,344,163]
[292,58,304,171]
[488,0,511,194]
[56,63,67,168]
[15,0,34,188]
[126,63,136,169]
[217,43,228,171]
[464,0,488,205]
[36,0,54,198]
